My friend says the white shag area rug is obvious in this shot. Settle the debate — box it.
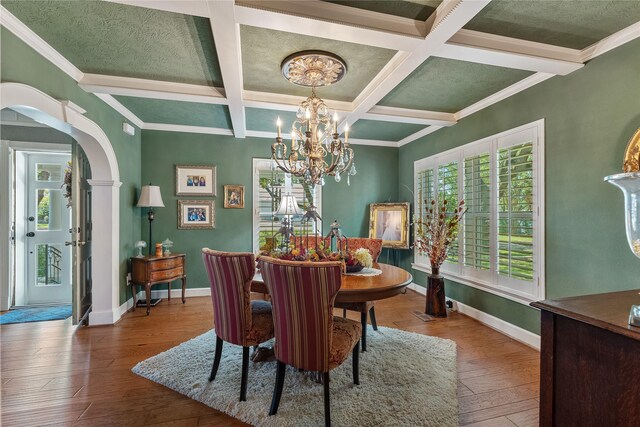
[132,326,458,427]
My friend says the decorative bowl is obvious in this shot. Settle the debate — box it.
[346,262,364,273]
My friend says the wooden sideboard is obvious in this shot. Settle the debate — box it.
[130,253,187,315]
[531,290,640,426]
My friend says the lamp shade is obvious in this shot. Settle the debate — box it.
[276,194,303,216]
[137,185,165,208]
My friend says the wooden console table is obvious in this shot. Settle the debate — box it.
[531,290,640,426]
[130,253,187,315]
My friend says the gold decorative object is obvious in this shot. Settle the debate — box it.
[369,202,410,249]
[272,51,355,186]
[623,128,640,172]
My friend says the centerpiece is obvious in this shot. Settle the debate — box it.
[414,199,466,317]
[260,244,374,275]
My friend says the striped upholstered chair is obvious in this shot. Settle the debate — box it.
[335,237,383,352]
[202,249,274,401]
[259,256,361,427]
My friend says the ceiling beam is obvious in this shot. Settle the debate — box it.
[365,106,456,126]
[439,29,583,75]
[234,1,422,51]
[93,93,144,129]
[344,0,491,132]
[143,123,234,136]
[243,90,352,114]
[580,20,640,62]
[102,0,208,17]
[79,74,227,104]
[398,126,444,147]
[207,0,246,138]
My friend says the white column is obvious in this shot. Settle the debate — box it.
[87,179,122,325]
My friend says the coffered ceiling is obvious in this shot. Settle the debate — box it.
[1,0,639,147]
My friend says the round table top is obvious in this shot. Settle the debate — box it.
[252,262,412,304]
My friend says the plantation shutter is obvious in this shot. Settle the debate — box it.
[257,168,285,250]
[497,142,535,282]
[463,153,491,271]
[437,161,459,264]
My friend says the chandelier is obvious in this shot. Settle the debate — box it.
[272,51,356,186]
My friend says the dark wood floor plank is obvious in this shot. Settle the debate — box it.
[0,292,540,426]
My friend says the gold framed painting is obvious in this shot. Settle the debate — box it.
[177,200,215,229]
[223,185,244,209]
[175,165,216,196]
[369,202,410,249]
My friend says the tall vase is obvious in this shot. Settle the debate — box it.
[426,266,447,317]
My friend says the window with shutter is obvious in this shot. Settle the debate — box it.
[253,160,322,252]
[464,153,491,271]
[413,120,544,305]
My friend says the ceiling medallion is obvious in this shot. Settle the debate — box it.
[281,50,347,87]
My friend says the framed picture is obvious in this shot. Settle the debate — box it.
[223,185,244,209]
[369,202,410,249]
[178,200,215,229]
[175,165,216,196]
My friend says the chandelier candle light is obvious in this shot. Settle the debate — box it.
[272,51,356,186]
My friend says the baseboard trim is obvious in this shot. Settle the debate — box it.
[118,287,213,316]
[407,283,540,350]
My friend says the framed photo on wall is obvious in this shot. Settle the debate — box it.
[369,202,410,249]
[223,185,244,208]
[175,165,216,196]
[178,200,215,229]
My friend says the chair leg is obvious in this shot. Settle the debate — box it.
[240,346,250,401]
[369,306,378,331]
[269,360,287,416]
[209,336,223,382]
[342,308,347,318]
[323,371,331,427]
[352,340,360,385]
[360,311,367,352]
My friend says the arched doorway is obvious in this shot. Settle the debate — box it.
[1,83,121,325]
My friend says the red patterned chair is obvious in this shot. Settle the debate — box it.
[202,249,275,401]
[335,237,383,352]
[259,256,361,427]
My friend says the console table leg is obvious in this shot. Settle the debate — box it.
[168,282,171,301]
[132,284,137,311]
[181,277,186,304]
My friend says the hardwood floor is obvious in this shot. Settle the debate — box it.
[1,290,539,426]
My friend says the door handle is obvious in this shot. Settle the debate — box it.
[26,232,35,237]
[65,241,76,246]
[77,241,86,246]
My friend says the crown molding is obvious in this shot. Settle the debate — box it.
[455,72,555,121]
[580,20,640,62]
[93,94,144,128]
[398,126,444,147]
[79,74,226,104]
[143,123,234,136]
[0,5,84,81]
[365,106,456,126]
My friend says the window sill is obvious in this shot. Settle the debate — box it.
[411,263,540,307]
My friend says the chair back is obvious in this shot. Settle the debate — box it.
[346,237,383,261]
[258,256,343,372]
[202,249,255,346]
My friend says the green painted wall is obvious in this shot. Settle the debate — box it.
[398,38,640,334]
[0,124,75,144]
[1,27,142,305]
[140,131,398,290]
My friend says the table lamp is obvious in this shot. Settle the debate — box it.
[137,184,164,256]
[276,194,303,251]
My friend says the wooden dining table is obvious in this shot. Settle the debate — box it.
[252,262,413,351]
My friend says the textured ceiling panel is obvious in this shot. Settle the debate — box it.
[245,108,299,133]
[240,26,397,102]
[3,0,223,86]
[379,57,533,112]
[348,119,425,141]
[114,97,232,128]
[324,0,442,21]
[464,0,640,49]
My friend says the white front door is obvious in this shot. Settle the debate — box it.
[25,153,72,304]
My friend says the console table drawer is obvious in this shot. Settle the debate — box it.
[150,257,182,271]
[150,266,183,282]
